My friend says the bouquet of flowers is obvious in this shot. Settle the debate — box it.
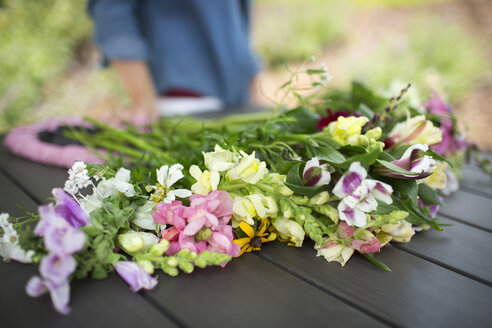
[1,66,490,314]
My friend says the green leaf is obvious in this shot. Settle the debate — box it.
[418,183,445,205]
[282,106,321,134]
[357,103,374,119]
[376,159,420,177]
[389,145,411,159]
[361,253,392,272]
[306,68,327,74]
[316,146,346,164]
[286,163,303,186]
[337,147,382,170]
[391,179,418,207]
[285,183,326,198]
[426,149,453,167]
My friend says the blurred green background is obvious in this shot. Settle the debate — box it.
[0,0,491,147]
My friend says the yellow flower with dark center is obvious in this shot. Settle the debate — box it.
[233,219,276,256]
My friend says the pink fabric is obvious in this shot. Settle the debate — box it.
[3,117,103,168]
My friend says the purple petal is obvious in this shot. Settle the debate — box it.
[302,167,322,186]
[115,261,158,292]
[39,253,76,285]
[338,200,367,227]
[45,280,71,315]
[25,276,48,297]
[53,188,90,228]
[43,220,86,256]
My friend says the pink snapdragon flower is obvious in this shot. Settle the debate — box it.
[152,190,239,261]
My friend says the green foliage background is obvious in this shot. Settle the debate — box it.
[0,0,489,132]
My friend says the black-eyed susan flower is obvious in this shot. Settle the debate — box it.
[233,219,276,256]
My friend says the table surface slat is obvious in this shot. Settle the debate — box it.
[1,139,491,327]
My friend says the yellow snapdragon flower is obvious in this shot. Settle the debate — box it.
[327,116,369,146]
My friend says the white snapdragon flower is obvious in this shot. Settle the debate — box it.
[0,213,34,263]
[149,164,191,203]
[203,145,238,172]
[226,151,268,184]
[189,165,220,196]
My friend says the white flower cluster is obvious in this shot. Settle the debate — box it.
[64,161,91,195]
[0,213,34,263]
[81,168,136,213]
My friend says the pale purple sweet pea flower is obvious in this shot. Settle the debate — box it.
[26,275,71,315]
[25,253,76,315]
[302,157,331,186]
[373,144,436,179]
[35,205,86,256]
[53,188,90,228]
[115,261,158,292]
[39,253,76,286]
[334,162,393,227]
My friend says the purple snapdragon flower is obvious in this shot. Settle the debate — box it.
[333,162,393,227]
[26,253,76,315]
[26,275,71,315]
[26,200,87,314]
[53,188,90,228]
[115,261,158,292]
[35,205,86,256]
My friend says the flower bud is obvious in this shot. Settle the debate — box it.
[137,260,154,274]
[337,221,354,239]
[381,220,415,243]
[302,157,331,186]
[179,262,195,274]
[118,233,144,253]
[195,227,213,241]
[365,127,382,140]
[280,186,294,196]
[315,240,354,266]
[166,257,178,267]
[309,191,330,206]
[149,239,170,256]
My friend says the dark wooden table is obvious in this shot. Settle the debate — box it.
[1,138,491,328]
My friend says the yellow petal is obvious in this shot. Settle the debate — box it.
[261,232,276,243]
[258,219,270,236]
[233,238,251,248]
[239,221,255,238]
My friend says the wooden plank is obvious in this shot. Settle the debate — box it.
[0,170,178,327]
[260,241,492,327]
[0,141,68,203]
[439,190,492,232]
[0,143,387,326]
[397,216,492,285]
[144,253,387,328]
[460,166,492,198]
